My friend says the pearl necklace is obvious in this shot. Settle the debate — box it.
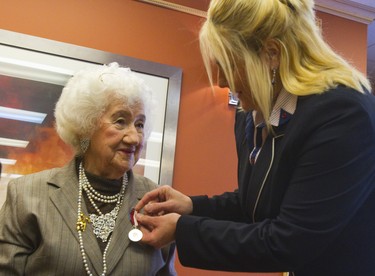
[76,162,128,276]
[84,180,119,203]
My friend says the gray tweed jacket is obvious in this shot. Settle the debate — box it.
[0,159,176,275]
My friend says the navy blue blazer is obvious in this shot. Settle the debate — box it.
[175,86,375,276]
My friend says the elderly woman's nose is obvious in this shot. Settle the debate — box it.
[122,125,141,143]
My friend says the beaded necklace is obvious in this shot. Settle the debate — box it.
[76,162,128,276]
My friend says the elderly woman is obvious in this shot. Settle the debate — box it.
[135,0,375,275]
[0,63,176,275]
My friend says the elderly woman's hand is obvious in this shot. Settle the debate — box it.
[135,185,193,216]
[136,212,180,248]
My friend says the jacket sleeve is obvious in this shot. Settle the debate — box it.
[190,191,246,222]
[0,179,35,275]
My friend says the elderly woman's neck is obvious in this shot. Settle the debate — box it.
[82,158,125,180]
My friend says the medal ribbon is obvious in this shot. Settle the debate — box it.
[129,208,139,227]
[128,208,143,242]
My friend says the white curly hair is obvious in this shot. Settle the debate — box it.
[54,62,155,155]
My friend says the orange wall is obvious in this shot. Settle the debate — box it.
[0,1,367,276]
[317,11,368,74]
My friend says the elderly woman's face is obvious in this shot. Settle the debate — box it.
[84,99,145,179]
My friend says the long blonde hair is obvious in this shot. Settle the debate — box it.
[200,0,371,124]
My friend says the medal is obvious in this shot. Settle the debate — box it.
[129,208,143,242]
[128,228,143,242]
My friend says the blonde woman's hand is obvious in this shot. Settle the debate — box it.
[136,212,180,249]
[135,185,193,216]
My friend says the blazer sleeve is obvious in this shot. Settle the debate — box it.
[0,178,35,275]
[190,191,245,222]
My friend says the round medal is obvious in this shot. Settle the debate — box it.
[128,228,143,242]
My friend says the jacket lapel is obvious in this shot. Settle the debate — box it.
[105,171,148,274]
[48,159,103,275]
[246,135,275,221]
[246,125,287,222]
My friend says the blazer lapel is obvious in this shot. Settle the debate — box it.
[246,125,287,222]
[246,135,275,221]
[48,159,103,275]
[105,171,147,274]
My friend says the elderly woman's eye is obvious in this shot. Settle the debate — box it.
[135,121,145,130]
[114,118,127,128]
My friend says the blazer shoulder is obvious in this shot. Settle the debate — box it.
[132,173,159,191]
[295,86,375,122]
[298,86,375,108]
[9,167,61,188]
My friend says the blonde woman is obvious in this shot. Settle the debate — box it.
[136,0,375,275]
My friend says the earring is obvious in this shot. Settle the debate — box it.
[80,138,90,154]
[271,68,277,85]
